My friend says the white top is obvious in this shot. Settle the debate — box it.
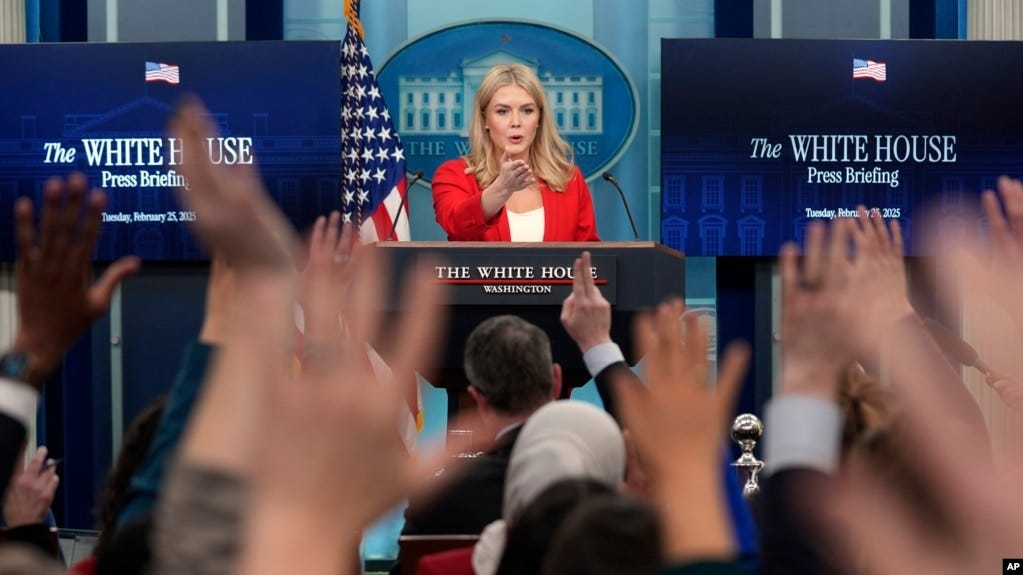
[582,341,626,377]
[506,206,545,242]
[763,394,842,476]
[0,378,39,431]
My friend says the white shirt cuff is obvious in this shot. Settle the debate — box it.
[763,394,842,476]
[583,342,626,377]
[0,377,39,431]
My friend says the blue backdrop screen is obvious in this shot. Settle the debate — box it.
[660,38,1023,256]
[0,41,341,261]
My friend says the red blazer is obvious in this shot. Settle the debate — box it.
[432,158,600,242]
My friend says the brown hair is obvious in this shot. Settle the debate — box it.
[92,396,167,558]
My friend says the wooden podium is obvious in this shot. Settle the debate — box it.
[376,241,685,413]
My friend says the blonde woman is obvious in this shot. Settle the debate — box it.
[432,64,600,242]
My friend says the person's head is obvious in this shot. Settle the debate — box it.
[465,315,561,425]
[540,493,662,575]
[502,400,625,522]
[92,395,167,558]
[473,401,626,575]
[465,64,575,191]
[496,478,614,575]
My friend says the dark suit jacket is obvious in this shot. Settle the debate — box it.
[593,360,636,422]
[402,424,523,536]
[662,562,748,575]
[757,468,844,575]
[392,425,524,575]
[0,412,27,498]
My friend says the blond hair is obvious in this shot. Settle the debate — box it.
[463,64,575,191]
[838,363,897,455]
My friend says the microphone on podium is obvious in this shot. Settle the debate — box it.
[386,169,425,241]
[923,317,1007,383]
[602,171,640,241]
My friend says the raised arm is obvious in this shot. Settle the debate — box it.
[1,174,138,496]
[560,250,633,418]
[615,301,750,568]
[147,98,299,575]
[432,155,533,240]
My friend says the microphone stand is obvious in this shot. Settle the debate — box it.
[386,169,424,241]
[602,171,640,241]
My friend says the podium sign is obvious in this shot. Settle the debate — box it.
[428,253,618,305]
[378,241,685,394]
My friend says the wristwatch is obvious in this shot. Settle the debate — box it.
[0,351,42,387]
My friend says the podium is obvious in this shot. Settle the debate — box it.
[377,241,685,411]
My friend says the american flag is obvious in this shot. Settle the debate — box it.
[337,0,421,443]
[341,0,409,242]
[145,61,180,84]
[852,58,886,82]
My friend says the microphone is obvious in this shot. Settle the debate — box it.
[386,169,425,241]
[602,171,640,241]
[923,317,1007,383]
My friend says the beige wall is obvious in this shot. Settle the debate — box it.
[0,0,25,43]
[964,0,1023,468]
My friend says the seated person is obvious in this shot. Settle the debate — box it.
[394,315,563,572]
[491,479,614,575]
[472,400,626,575]
[540,492,662,575]
[71,396,166,575]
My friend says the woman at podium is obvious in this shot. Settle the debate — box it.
[432,64,600,242]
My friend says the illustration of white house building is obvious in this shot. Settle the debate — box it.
[397,50,603,136]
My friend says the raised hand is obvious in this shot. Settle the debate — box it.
[622,301,749,477]
[920,177,1023,374]
[843,207,915,354]
[298,213,355,344]
[169,97,297,274]
[495,150,534,195]
[481,150,535,219]
[560,251,611,353]
[615,300,750,562]
[977,176,1023,333]
[3,446,59,527]
[240,253,450,575]
[820,191,1023,574]
[171,96,302,475]
[778,220,855,399]
[13,174,140,387]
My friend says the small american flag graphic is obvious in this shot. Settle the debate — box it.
[852,58,886,82]
[145,61,180,84]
